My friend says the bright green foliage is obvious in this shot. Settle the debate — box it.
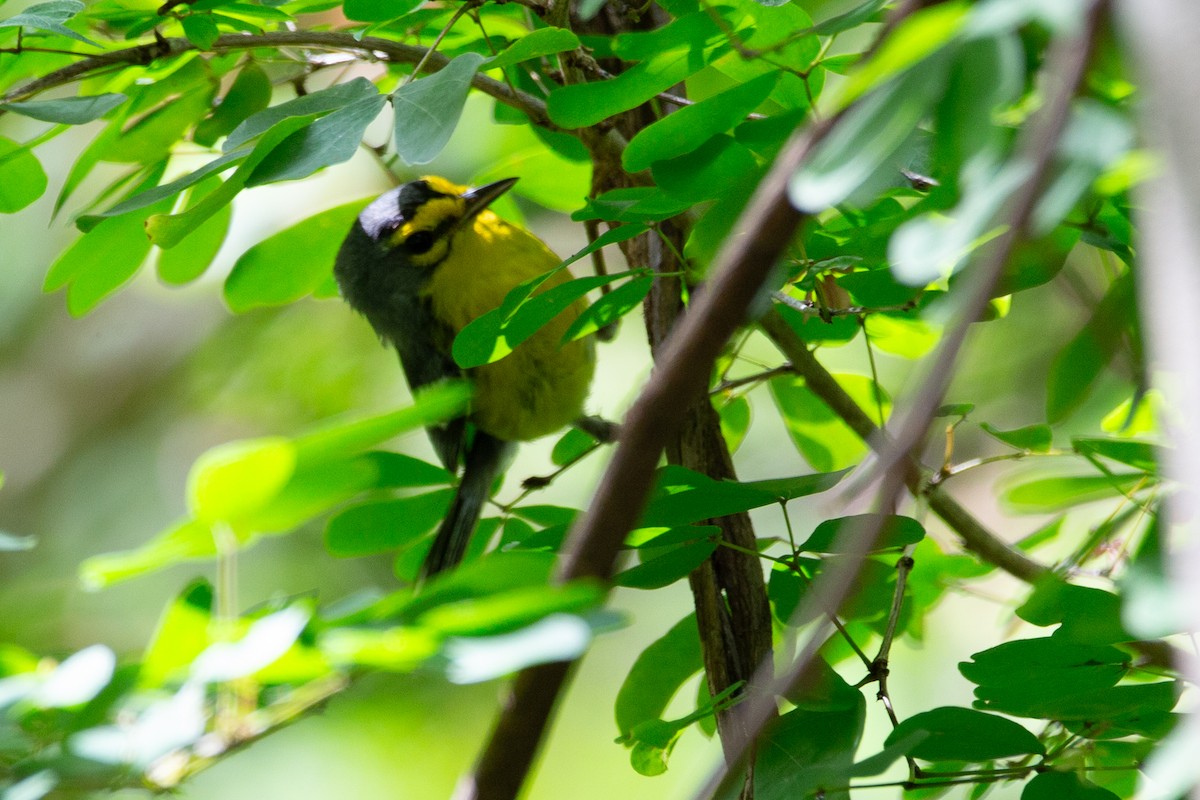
[0,0,1186,798]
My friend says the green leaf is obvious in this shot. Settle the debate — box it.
[80,518,218,589]
[754,701,866,798]
[45,196,175,315]
[622,72,779,172]
[485,27,580,71]
[790,57,947,212]
[560,275,652,342]
[572,187,691,222]
[835,2,968,108]
[652,134,759,202]
[1072,437,1157,473]
[0,0,98,45]
[225,78,380,152]
[974,680,1178,722]
[550,427,598,466]
[716,394,751,453]
[452,271,628,368]
[800,514,925,553]
[1016,579,1130,645]
[0,93,125,124]
[614,538,717,589]
[146,114,315,248]
[769,373,890,471]
[188,436,298,523]
[886,707,1045,762]
[291,381,473,464]
[155,176,232,285]
[225,199,369,311]
[194,62,272,147]
[181,13,220,49]
[418,581,602,637]
[140,580,214,687]
[981,422,1053,452]
[76,149,245,231]
[392,52,485,165]
[1022,771,1119,800]
[1001,473,1146,513]
[0,136,47,213]
[640,465,845,528]
[614,613,702,735]
[960,637,1128,692]
[248,93,386,185]
[547,13,728,129]
[1047,272,1134,423]
[343,0,423,21]
[812,0,888,36]
[324,490,455,557]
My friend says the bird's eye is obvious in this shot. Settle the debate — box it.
[406,230,435,254]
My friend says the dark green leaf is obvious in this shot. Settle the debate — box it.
[76,149,245,231]
[324,490,455,557]
[959,637,1128,691]
[653,134,758,202]
[147,114,316,248]
[1016,579,1130,645]
[194,62,272,147]
[800,514,925,553]
[392,53,485,165]
[225,78,378,152]
[225,199,369,311]
[812,0,888,36]
[0,0,98,45]
[571,187,692,222]
[560,275,653,342]
[0,136,47,213]
[1072,437,1157,473]
[754,701,865,798]
[453,271,627,368]
[980,422,1053,452]
[181,13,220,49]
[249,94,385,185]
[343,0,423,21]
[1022,771,1119,800]
[614,538,717,589]
[615,613,702,735]
[547,13,727,129]
[622,71,779,172]
[486,27,580,71]
[0,93,125,124]
[640,465,844,528]
[550,427,598,466]
[886,707,1044,762]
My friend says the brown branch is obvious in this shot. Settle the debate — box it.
[1,31,557,134]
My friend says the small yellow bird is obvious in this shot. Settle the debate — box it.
[334,176,594,578]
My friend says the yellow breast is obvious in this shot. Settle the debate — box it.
[422,211,594,441]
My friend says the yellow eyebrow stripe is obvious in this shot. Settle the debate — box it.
[387,195,464,247]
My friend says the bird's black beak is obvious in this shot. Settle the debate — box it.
[461,177,518,221]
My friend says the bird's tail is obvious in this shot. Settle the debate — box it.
[421,431,512,581]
